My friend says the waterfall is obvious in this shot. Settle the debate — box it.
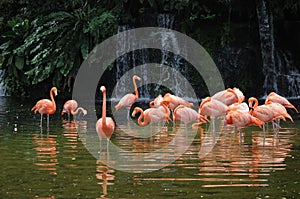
[0,70,6,96]
[155,13,188,97]
[256,0,300,97]
[115,25,134,99]
[256,0,277,95]
[275,50,300,97]
[114,13,188,100]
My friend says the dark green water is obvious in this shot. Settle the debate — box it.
[1,97,300,199]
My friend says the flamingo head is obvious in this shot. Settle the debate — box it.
[100,86,106,92]
[248,97,257,109]
[52,87,58,96]
[133,75,141,81]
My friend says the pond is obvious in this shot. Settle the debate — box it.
[0,96,300,198]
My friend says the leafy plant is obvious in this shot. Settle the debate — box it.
[0,3,118,96]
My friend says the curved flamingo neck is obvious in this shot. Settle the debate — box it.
[249,97,258,108]
[200,97,211,110]
[71,107,85,115]
[102,89,107,127]
[133,77,139,98]
[135,108,149,126]
[50,88,56,111]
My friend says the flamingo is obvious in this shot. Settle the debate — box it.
[115,75,141,119]
[32,87,58,128]
[149,94,163,108]
[162,93,193,111]
[96,86,115,147]
[131,101,171,126]
[199,97,229,132]
[248,97,277,135]
[211,88,244,106]
[248,97,276,122]
[61,100,87,120]
[226,110,264,143]
[265,92,298,112]
[226,110,264,129]
[265,101,294,132]
[173,105,208,125]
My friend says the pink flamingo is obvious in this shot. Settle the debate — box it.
[131,101,171,126]
[32,87,58,128]
[173,105,208,125]
[96,86,115,148]
[61,100,87,120]
[248,97,278,135]
[265,92,298,112]
[162,93,193,111]
[211,88,244,106]
[199,97,229,132]
[115,75,141,119]
[226,110,264,129]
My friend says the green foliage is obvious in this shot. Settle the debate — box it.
[0,3,118,96]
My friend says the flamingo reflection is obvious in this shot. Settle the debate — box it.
[96,156,115,198]
[32,132,58,175]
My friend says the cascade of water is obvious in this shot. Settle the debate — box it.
[0,70,7,96]
[114,14,189,100]
[256,0,300,97]
[256,0,277,95]
[115,25,134,99]
[275,50,300,97]
[156,13,188,97]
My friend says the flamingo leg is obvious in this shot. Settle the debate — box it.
[263,124,266,146]
[211,117,216,133]
[47,114,49,128]
[106,138,110,154]
[126,108,130,121]
[40,114,43,127]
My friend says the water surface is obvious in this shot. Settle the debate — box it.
[0,97,300,198]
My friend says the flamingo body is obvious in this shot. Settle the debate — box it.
[132,102,171,126]
[115,75,141,111]
[163,93,193,111]
[61,100,87,119]
[265,92,298,112]
[226,111,264,128]
[199,97,228,117]
[32,87,58,127]
[228,102,249,113]
[249,97,274,123]
[173,105,208,124]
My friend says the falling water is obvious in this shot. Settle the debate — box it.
[155,13,189,97]
[275,50,300,97]
[256,0,300,97]
[0,70,7,96]
[115,25,133,99]
[114,14,189,100]
[256,0,277,95]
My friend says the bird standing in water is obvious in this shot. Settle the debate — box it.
[96,86,115,150]
[115,75,141,120]
[61,100,87,120]
[32,87,58,128]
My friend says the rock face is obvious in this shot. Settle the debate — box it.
[213,46,264,97]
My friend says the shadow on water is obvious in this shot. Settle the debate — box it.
[0,96,299,198]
